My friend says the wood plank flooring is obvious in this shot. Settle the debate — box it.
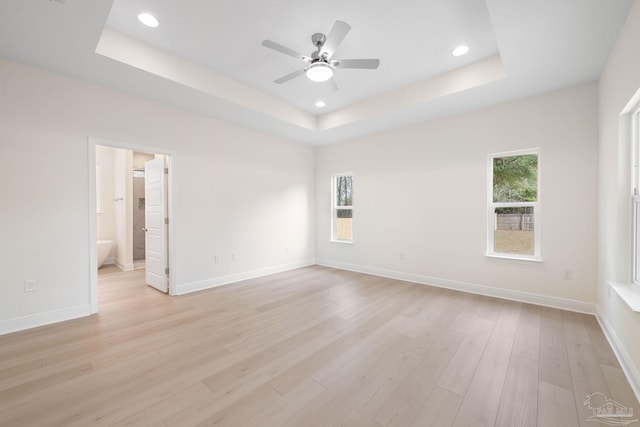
[0,265,637,426]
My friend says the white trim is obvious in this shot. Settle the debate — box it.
[315,259,595,314]
[175,259,316,295]
[620,87,640,116]
[88,142,98,313]
[633,196,640,286]
[115,261,135,272]
[329,239,354,245]
[485,253,543,262]
[492,202,537,208]
[134,260,146,269]
[88,137,178,311]
[608,281,640,312]
[0,305,92,336]
[596,306,640,405]
[632,110,640,288]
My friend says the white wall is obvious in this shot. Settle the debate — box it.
[0,57,315,333]
[95,144,116,254]
[598,0,640,393]
[113,147,133,270]
[316,83,599,308]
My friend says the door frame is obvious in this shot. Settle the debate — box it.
[88,137,176,314]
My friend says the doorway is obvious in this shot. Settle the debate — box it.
[132,151,156,269]
[88,138,175,314]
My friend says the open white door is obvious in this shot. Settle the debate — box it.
[144,156,168,292]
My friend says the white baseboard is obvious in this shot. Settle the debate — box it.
[316,259,596,314]
[596,307,640,405]
[133,260,145,269]
[0,304,92,336]
[175,259,316,295]
[115,260,135,271]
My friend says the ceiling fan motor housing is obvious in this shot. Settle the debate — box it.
[312,33,327,48]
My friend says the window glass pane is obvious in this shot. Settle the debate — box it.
[493,207,534,255]
[336,209,352,240]
[493,154,538,203]
[336,175,353,206]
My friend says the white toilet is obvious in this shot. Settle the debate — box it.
[97,240,113,268]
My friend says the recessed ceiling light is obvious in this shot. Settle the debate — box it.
[451,45,469,57]
[137,12,159,28]
[315,100,326,108]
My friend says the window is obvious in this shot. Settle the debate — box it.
[332,173,353,242]
[488,149,540,260]
[632,109,640,286]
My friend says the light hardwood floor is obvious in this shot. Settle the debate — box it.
[0,265,637,426]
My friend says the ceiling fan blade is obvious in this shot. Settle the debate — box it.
[262,40,310,62]
[333,58,380,69]
[321,20,351,59]
[274,69,306,84]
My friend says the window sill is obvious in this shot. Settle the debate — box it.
[608,281,640,312]
[330,239,353,245]
[485,253,543,263]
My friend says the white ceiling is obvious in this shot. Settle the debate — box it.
[106,0,500,114]
[0,0,634,144]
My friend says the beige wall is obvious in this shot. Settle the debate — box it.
[96,145,116,245]
[598,0,640,394]
[0,58,315,332]
[316,83,599,306]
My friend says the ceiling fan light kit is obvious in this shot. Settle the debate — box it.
[262,20,380,89]
[306,62,333,82]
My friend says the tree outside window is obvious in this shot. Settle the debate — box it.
[489,150,540,259]
[332,173,353,242]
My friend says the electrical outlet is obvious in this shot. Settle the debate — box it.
[562,270,573,280]
[214,255,220,264]
[24,280,35,292]
[284,247,289,254]
[400,253,406,261]
[232,253,238,262]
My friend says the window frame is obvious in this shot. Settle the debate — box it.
[632,108,640,287]
[487,148,542,261]
[331,172,354,243]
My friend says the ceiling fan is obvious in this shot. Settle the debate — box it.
[262,20,380,89]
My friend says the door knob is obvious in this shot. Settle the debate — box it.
[142,228,148,232]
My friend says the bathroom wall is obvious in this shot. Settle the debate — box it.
[95,145,116,264]
[132,151,155,262]
[113,148,133,270]
[96,148,155,267]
